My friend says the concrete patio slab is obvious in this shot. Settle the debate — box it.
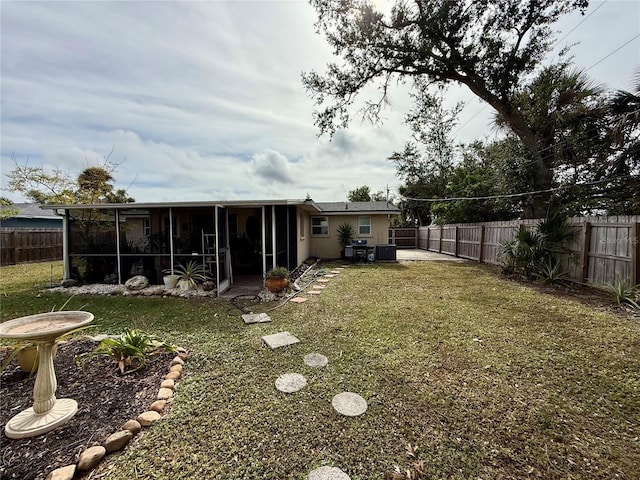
[396,249,467,262]
[275,373,307,393]
[262,331,300,349]
[241,313,272,324]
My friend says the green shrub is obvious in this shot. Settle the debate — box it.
[602,277,640,309]
[77,328,176,375]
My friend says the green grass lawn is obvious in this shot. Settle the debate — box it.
[1,261,639,479]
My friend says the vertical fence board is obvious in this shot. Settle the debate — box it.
[411,216,639,288]
[0,228,63,266]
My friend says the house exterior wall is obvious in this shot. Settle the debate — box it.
[0,218,62,229]
[309,214,390,259]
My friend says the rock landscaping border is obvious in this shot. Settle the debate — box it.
[44,349,189,480]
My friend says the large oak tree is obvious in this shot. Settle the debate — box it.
[303,0,589,217]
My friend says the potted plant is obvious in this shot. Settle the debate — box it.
[162,269,180,288]
[174,261,209,290]
[265,266,289,293]
[337,222,354,259]
[1,296,93,374]
[1,325,93,373]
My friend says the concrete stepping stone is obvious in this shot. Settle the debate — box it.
[330,270,341,274]
[290,297,308,303]
[313,285,326,289]
[323,274,336,278]
[317,279,330,283]
[304,353,328,368]
[307,466,350,480]
[307,290,322,295]
[242,312,272,324]
[332,392,368,416]
[275,373,307,393]
[262,331,300,349]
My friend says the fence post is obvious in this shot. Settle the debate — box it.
[425,226,429,251]
[439,225,443,253]
[581,222,592,283]
[632,222,639,285]
[12,231,18,265]
[454,226,459,257]
[478,226,485,263]
[414,228,418,249]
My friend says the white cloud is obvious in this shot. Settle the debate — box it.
[249,149,296,185]
[1,1,637,204]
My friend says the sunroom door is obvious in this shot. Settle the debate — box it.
[215,205,231,294]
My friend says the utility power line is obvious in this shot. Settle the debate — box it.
[585,33,640,72]
[553,0,608,49]
[400,176,632,203]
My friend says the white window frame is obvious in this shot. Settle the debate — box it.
[311,216,329,236]
[357,216,372,236]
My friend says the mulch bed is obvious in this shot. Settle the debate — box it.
[0,339,174,480]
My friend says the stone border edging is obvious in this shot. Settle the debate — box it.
[44,348,189,480]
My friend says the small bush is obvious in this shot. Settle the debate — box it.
[602,277,640,309]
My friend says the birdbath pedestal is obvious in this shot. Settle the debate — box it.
[0,311,94,439]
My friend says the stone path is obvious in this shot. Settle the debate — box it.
[262,331,300,349]
[304,353,328,368]
[307,466,351,480]
[262,265,364,479]
[275,373,307,393]
[331,392,368,417]
[241,313,272,324]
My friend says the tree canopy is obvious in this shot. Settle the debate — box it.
[304,0,592,217]
[347,185,388,202]
[6,157,134,206]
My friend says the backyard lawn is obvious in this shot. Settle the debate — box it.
[1,261,639,479]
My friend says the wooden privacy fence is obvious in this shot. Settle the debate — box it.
[418,216,640,287]
[388,228,418,248]
[0,229,63,266]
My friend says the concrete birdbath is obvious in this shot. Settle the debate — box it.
[0,311,94,439]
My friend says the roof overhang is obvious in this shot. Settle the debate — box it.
[41,199,311,211]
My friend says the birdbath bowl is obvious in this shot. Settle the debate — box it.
[0,311,94,439]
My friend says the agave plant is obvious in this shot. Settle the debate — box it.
[77,328,176,375]
[174,261,210,290]
[602,277,640,310]
[534,258,568,284]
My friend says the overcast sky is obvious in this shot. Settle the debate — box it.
[1,0,638,204]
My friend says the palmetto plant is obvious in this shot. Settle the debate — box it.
[76,328,176,375]
[499,213,577,281]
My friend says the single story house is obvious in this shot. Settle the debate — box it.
[0,203,63,229]
[42,199,399,295]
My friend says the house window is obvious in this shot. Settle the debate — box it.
[358,216,371,236]
[311,216,329,235]
[299,213,305,238]
[143,218,150,236]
